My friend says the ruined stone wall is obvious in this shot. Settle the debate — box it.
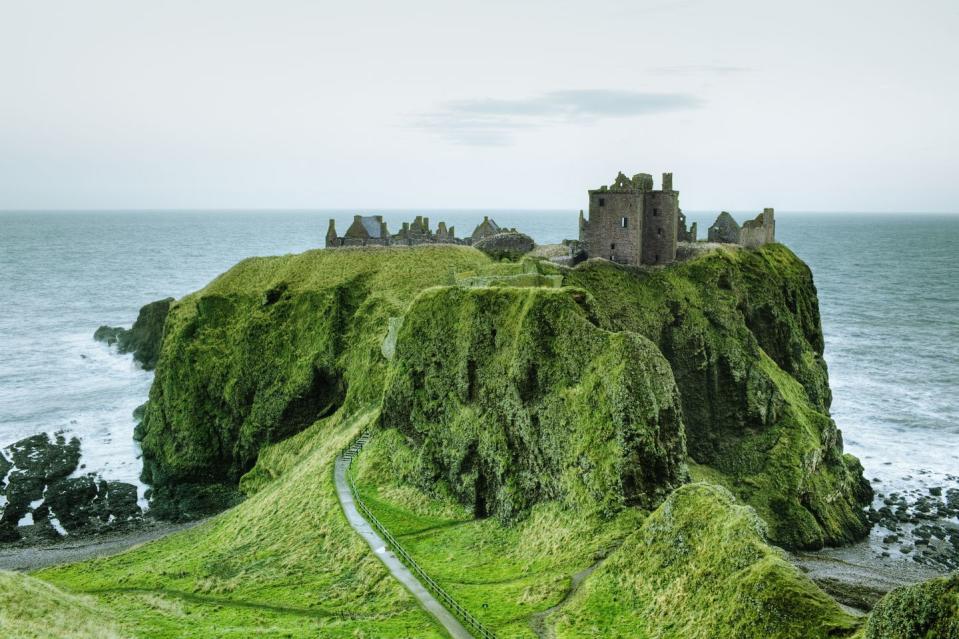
[641,191,678,265]
[581,190,643,265]
[707,212,741,244]
[739,208,776,248]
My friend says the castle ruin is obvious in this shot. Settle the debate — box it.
[579,171,682,266]
[578,171,775,266]
[325,214,509,248]
[707,208,775,248]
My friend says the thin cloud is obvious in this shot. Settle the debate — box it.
[414,89,703,146]
[648,64,751,75]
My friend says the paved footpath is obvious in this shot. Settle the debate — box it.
[334,454,474,639]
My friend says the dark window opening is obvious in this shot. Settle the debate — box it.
[655,254,660,262]
[657,227,663,236]
[599,197,605,207]
[621,216,628,228]
[653,208,659,216]
[611,243,616,250]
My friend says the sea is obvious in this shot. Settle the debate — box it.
[1,210,957,522]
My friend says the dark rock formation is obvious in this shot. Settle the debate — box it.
[0,452,10,490]
[473,231,535,261]
[43,476,141,533]
[94,297,173,370]
[0,433,142,541]
[0,433,81,540]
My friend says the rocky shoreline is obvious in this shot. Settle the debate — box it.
[0,516,203,572]
[0,432,143,543]
[862,474,959,570]
[791,539,950,614]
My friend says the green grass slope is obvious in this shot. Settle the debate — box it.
[353,427,645,638]
[38,411,447,638]
[28,244,878,638]
[0,569,129,639]
[565,245,872,549]
[550,483,860,638]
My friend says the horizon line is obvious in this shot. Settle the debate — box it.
[2,208,958,216]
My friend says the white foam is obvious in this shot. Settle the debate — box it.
[49,516,68,536]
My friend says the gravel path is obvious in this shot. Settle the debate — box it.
[0,519,204,572]
[334,452,474,639]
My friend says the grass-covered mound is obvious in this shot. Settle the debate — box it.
[138,245,490,518]
[858,574,959,639]
[565,245,872,549]
[0,569,128,639]
[381,285,688,521]
[550,483,860,638]
[352,427,645,637]
[37,410,447,638]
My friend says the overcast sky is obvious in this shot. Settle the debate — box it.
[1,0,957,212]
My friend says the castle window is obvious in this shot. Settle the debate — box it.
[657,227,663,236]
[655,254,660,262]
[621,216,628,228]
[599,197,605,207]
[653,208,659,217]
[610,243,616,250]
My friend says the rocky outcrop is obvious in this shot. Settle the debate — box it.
[94,297,173,370]
[381,286,689,521]
[0,433,141,542]
[860,574,959,638]
[137,246,492,520]
[135,244,869,549]
[473,231,535,261]
[565,244,872,549]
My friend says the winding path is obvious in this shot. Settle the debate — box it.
[334,451,474,639]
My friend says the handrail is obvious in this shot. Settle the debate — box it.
[340,431,498,639]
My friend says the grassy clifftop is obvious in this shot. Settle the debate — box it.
[138,246,490,518]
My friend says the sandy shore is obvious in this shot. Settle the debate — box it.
[0,518,204,572]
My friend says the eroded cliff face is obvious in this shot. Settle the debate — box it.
[565,244,872,549]
[380,286,689,521]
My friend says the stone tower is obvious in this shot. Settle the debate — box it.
[640,173,679,265]
[579,171,679,266]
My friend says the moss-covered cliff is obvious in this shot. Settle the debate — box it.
[138,243,869,548]
[381,285,688,521]
[137,246,490,518]
[565,244,872,549]
[857,574,959,639]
